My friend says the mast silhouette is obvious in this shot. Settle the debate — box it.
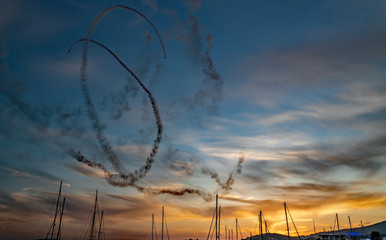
[259,210,263,240]
[89,190,98,240]
[348,216,352,233]
[97,210,104,240]
[44,181,63,240]
[215,195,218,240]
[55,197,66,240]
[236,218,238,240]
[161,206,164,240]
[284,203,290,240]
[218,205,221,240]
[284,202,301,240]
[152,214,154,240]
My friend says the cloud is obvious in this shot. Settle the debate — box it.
[276,182,345,193]
[67,163,106,179]
[232,29,386,107]
[257,83,386,126]
[0,166,70,187]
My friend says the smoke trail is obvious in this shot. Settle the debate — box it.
[202,153,245,191]
[71,149,213,201]
[174,14,223,117]
[136,186,213,202]
[69,35,163,183]
[70,5,165,184]
[73,148,244,201]
[69,6,241,201]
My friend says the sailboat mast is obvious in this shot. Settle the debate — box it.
[56,197,66,240]
[97,210,104,240]
[219,205,221,240]
[89,190,98,240]
[284,203,290,240]
[236,218,238,240]
[361,220,367,237]
[152,213,154,240]
[259,210,263,240]
[348,216,352,232]
[162,206,164,240]
[215,195,218,240]
[336,213,340,231]
[50,181,62,240]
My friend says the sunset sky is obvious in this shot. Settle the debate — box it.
[1,0,386,239]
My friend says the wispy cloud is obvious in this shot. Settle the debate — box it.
[257,83,386,126]
[231,29,386,108]
[0,166,70,187]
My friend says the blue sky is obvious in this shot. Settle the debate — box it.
[1,1,386,239]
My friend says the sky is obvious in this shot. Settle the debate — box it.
[1,0,386,239]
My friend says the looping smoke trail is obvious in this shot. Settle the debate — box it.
[71,5,165,185]
[85,5,165,60]
[69,37,162,183]
[70,6,243,201]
